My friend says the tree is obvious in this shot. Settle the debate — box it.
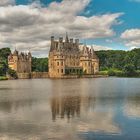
[123,64,136,77]
[0,48,11,76]
[7,68,17,79]
[32,57,48,72]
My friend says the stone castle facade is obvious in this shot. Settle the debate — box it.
[8,49,32,74]
[49,35,99,78]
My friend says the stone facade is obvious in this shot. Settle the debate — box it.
[49,35,99,78]
[8,50,32,77]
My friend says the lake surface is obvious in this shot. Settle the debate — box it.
[0,78,140,140]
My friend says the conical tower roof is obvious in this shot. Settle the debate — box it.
[91,46,98,59]
[13,49,18,56]
[65,32,69,43]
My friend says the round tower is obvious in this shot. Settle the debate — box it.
[12,49,19,72]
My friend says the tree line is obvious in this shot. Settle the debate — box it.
[96,49,140,76]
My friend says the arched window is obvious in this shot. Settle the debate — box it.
[61,61,63,66]
[61,69,63,73]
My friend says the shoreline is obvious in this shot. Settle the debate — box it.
[0,76,8,81]
[3,75,140,81]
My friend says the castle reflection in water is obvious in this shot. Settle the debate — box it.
[51,95,96,121]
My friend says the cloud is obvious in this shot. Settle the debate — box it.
[0,0,122,57]
[80,44,112,51]
[0,0,15,6]
[121,29,140,49]
[123,98,140,118]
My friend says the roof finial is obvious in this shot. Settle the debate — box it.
[65,32,69,43]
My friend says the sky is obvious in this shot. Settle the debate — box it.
[0,0,140,57]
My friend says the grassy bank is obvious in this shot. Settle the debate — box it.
[0,76,8,80]
[98,68,140,77]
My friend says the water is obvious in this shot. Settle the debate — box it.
[0,78,140,140]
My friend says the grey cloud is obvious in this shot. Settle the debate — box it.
[121,29,140,49]
[0,0,15,6]
[0,0,123,57]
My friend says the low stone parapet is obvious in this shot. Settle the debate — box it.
[17,73,31,79]
[49,74,108,79]
[31,72,49,79]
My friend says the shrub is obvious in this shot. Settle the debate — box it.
[0,76,8,80]
[108,69,116,76]
[98,71,108,75]
[123,64,136,77]
[7,68,18,79]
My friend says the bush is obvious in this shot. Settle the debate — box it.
[7,68,18,79]
[97,71,108,75]
[115,71,125,77]
[123,64,136,77]
[108,69,116,76]
[0,76,8,80]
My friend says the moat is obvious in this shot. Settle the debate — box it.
[0,78,140,140]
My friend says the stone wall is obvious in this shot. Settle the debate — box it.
[50,74,108,79]
[31,72,49,79]
[17,73,31,79]
[13,72,107,79]
[17,72,49,79]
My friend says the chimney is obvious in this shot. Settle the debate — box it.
[70,38,73,43]
[59,37,63,43]
[75,39,79,44]
[51,36,54,42]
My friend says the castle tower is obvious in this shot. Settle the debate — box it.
[80,45,92,74]
[91,46,99,74]
[8,49,18,72]
[49,36,65,78]
[8,49,32,78]
[28,51,32,73]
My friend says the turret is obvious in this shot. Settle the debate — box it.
[90,46,99,74]
[50,36,55,52]
[81,45,89,56]
[28,51,32,61]
[70,38,73,43]
[75,39,79,45]
[13,49,18,56]
[91,46,98,59]
[65,32,69,43]
[59,37,63,43]
[51,36,54,43]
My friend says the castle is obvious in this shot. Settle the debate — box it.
[49,35,99,78]
[7,35,99,79]
[8,49,32,77]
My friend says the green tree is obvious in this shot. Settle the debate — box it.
[123,64,136,77]
[7,68,17,79]
[0,48,11,76]
[32,57,48,72]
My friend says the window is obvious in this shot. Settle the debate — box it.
[85,62,87,66]
[61,69,63,73]
[61,61,63,66]
[57,69,59,73]
[57,62,59,66]
[89,62,90,66]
